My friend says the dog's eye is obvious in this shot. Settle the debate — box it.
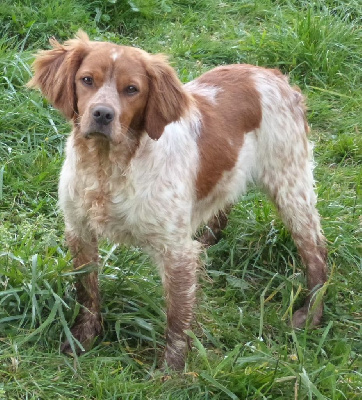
[82,77,93,86]
[125,85,138,95]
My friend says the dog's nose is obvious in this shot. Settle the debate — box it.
[92,105,115,126]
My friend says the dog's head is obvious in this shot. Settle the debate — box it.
[28,31,190,142]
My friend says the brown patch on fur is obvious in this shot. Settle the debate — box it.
[27,31,90,120]
[143,54,191,140]
[193,66,262,199]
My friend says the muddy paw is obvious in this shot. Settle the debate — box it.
[197,229,220,247]
[61,315,102,355]
[162,343,187,371]
[292,303,323,329]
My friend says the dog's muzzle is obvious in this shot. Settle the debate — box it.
[85,104,115,139]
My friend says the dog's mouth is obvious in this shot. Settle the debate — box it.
[85,131,110,140]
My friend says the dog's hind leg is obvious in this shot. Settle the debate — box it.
[197,205,232,246]
[61,230,102,354]
[260,146,327,328]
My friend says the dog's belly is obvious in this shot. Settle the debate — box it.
[192,131,258,230]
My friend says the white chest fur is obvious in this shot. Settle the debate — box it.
[58,117,200,250]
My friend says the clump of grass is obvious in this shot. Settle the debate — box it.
[0,0,96,47]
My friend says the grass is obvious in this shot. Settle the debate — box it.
[0,0,361,398]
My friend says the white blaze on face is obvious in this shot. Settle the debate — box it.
[110,47,123,62]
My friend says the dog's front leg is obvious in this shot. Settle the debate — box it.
[157,245,199,370]
[61,230,102,355]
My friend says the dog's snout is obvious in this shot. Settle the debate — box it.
[92,105,115,126]
[84,104,116,139]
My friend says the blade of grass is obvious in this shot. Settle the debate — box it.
[16,298,60,347]
[0,165,4,200]
[200,371,239,400]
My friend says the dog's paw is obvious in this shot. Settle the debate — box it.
[61,315,102,355]
[197,228,222,247]
[162,354,186,371]
[162,345,187,371]
[292,303,323,329]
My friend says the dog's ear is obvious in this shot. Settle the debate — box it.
[27,31,90,120]
[144,54,190,140]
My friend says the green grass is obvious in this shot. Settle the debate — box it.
[0,0,361,398]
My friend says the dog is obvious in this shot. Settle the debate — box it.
[28,31,327,370]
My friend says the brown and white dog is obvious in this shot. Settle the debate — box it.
[28,31,327,370]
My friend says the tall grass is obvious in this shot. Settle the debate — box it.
[0,0,361,398]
